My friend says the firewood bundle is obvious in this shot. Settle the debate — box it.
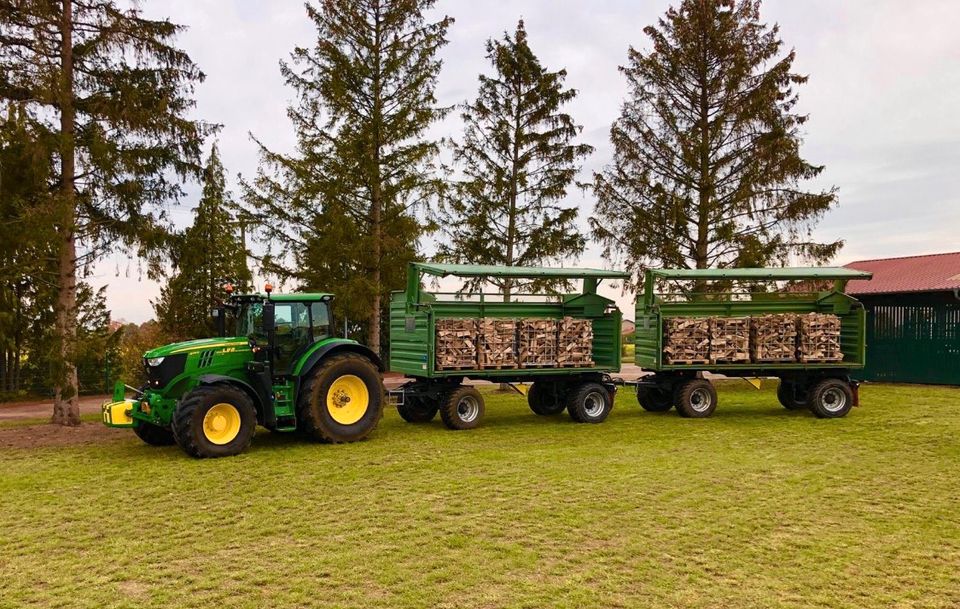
[663,317,710,364]
[798,313,843,362]
[478,318,517,368]
[557,316,594,367]
[519,319,558,367]
[435,318,478,370]
[708,317,750,363]
[750,314,798,362]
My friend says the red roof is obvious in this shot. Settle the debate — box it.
[844,252,960,295]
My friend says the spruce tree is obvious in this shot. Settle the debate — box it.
[0,1,210,423]
[155,145,252,340]
[438,20,592,299]
[241,0,452,354]
[590,0,839,291]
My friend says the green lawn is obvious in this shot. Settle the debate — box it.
[1,382,958,608]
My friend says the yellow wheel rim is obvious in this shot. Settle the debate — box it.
[326,374,369,425]
[203,403,242,445]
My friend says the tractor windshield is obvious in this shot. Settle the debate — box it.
[236,302,265,341]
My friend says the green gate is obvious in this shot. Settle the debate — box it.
[862,293,960,385]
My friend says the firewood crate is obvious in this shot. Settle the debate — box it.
[708,317,750,363]
[557,317,594,367]
[663,317,710,364]
[435,318,478,370]
[478,318,517,369]
[518,319,558,368]
[750,314,798,363]
[797,313,844,362]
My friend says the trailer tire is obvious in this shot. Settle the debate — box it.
[674,379,717,418]
[133,421,176,446]
[637,386,673,412]
[566,382,612,423]
[807,378,854,418]
[298,353,384,443]
[440,386,484,430]
[172,384,257,458]
[397,396,439,423]
[776,380,807,410]
[528,382,567,416]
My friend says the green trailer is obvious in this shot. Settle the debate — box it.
[633,267,873,418]
[389,263,629,429]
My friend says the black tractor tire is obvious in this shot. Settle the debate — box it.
[807,378,854,419]
[297,352,385,443]
[527,382,567,416]
[674,379,718,418]
[440,386,485,430]
[637,386,673,412]
[397,395,439,423]
[566,382,613,424]
[777,380,808,410]
[172,384,258,458]
[132,421,176,446]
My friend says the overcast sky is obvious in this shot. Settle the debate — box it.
[92,0,960,323]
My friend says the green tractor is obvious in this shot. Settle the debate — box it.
[102,288,385,458]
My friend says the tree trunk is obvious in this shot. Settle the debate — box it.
[52,0,80,426]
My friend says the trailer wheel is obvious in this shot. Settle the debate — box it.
[298,353,384,443]
[566,382,613,423]
[776,380,807,410]
[674,379,717,418]
[807,378,854,418]
[637,386,673,412]
[133,421,176,446]
[397,396,439,423]
[527,382,566,416]
[172,384,257,458]
[440,386,484,430]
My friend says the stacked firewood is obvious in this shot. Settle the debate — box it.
[663,317,710,364]
[708,317,750,363]
[478,318,517,368]
[435,318,478,370]
[519,319,558,367]
[798,313,843,362]
[557,316,594,367]
[750,314,798,362]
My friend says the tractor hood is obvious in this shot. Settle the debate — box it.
[144,336,250,359]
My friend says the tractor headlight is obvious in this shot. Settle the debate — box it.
[146,357,165,367]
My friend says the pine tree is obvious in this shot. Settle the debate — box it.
[0,1,211,423]
[590,0,840,291]
[155,145,252,340]
[240,0,452,354]
[438,20,593,299]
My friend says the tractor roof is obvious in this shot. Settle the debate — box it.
[233,293,333,302]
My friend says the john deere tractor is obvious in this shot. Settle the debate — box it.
[102,288,385,458]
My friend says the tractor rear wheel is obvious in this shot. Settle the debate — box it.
[397,395,439,423]
[298,353,384,442]
[172,384,257,458]
[566,382,613,423]
[527,382,567,416]
[133,421,175,446]
[637,386,673,412]
[440,386,484,430]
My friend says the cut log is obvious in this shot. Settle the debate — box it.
[663,317,710,364]
[798,313,843,362]
[435,318,478,370]
[750,314,797,362]
[518,319,558,368]
[478,318,517,368]
[708,317,750,363]
[557,317,594,367]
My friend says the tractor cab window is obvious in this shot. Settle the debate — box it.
[237,302,265,342]
[310,302,330,340]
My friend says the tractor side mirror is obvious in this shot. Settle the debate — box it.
[211,307,225,337]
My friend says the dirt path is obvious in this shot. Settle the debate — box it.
[0,395,109,422]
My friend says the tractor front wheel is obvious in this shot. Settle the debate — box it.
[172,385,257,458]
[298,353,384,442]
[133,421,176,446]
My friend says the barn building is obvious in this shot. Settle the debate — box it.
[844,252,960,385]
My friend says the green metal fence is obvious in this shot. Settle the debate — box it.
[861,293,960,385]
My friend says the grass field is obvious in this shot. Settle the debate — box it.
[1,382,958,608]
